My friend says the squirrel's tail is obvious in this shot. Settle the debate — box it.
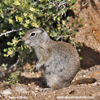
[71,78,96,85]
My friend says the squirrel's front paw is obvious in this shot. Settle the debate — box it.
[35,61,45,72]
[36,63,42,71]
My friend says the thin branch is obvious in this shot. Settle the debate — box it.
[48,1,56,6]
[56,1,67,8]
[82,0,90,8]
[76,0,90,17]
[54,35,68,38]
[54,33,74,38]
[0,28,23,37]
[56,1,67,11]
[0,60,19,77]
[5,9,17,16]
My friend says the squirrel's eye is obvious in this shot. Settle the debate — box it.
[31,33,35,36]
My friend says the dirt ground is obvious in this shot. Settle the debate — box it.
[0,62,100,100]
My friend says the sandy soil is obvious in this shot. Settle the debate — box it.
[0,63,100,100]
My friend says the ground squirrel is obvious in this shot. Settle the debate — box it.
[23,28,96,90]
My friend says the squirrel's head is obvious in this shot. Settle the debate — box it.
[23,28,50,47]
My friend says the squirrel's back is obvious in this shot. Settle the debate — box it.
[42,41,80,89]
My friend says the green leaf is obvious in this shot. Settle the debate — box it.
[71,0,77,3]
[79,57,82,60]
[4,54,7,57]
[79,19,83,23]
[78,49,81,52]
[78,24,83,27]
[4,1,8,5]
[53,16,57,21]
[66,16,70,21]
[74,20,77,24]
[3,49,7,52]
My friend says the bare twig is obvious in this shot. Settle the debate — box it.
[56,1,66,8]
[82,0,90,7]
[5,9,17,16]
[53,32,75,38]
[0,60,19,77]
[54,35,68,38]
[0,28,23,37]
[56,0,67,11]
[48,1,56,6]
[76,0,90,16]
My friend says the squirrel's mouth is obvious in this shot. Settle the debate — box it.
[24,40,31,45]
[21,37,30,45]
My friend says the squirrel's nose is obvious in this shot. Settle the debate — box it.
[22,35,27,41]
[22,37,25,41]
[22,34,28,41]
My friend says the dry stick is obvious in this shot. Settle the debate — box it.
[0,28,23,37]
[5,9,17,16]
[0,38,23,77]
[54,35,69,38]
[0,29,23,77]
[76,0,90,17]
[56,1,66,9]
[0,60,19,77]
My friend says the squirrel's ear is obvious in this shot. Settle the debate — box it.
[40,27,44,33]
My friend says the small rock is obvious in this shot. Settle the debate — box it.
[28,83,31,86]
[97,81,100,86]
[32,92,37,96]
[69,90,75,94]
[15,86,28,94]
[88,67,93,71]
[0,95,2,97]
[35,90,38,92]
[83,75,86,77]
[1,89,12,97]
[19,96,28,99]
[28,87,31,90]
[92,92,100,97]
[35,86,39,90]
[81,72,86,75]
[48,95,51,98]
[92,82,97,86]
